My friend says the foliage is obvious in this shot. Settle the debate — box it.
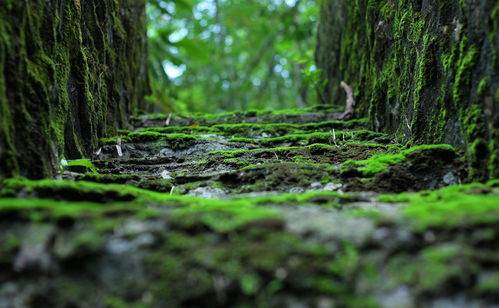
[147,0,320,113]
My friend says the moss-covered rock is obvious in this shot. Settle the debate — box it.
[0,180,498,307]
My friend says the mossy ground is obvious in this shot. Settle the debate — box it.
[0,110,497,307]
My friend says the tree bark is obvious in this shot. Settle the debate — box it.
[0,0,150,178]
[316,0,498,181]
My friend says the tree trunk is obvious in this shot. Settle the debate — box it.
[0,0,149,179]
[316,0,498,181]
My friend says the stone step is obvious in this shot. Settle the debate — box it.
[1,110,497,308]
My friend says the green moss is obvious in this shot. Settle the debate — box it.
[477,77,489,95]
[0,198,155,221]
[418,244,471,290]
[75,173,142,183]
[66,159,99,174]
[134,105,342,126]
[317,1,495,180]
[476,272,499,293]
[0,0,149,178]
[488,179,499,188]
[246,191,355,207]
[0,177,153,203]
[453,40,479,104]
[101,132,203,145]
[0,177,192,208]
[210,143,336,158]
[139,118,369,138]
[341,144,455,176]
[411,33,435,132]
[105,297,148,308]
[488,138,498,179]
[342,153,406,176]
[229,137,253,143]
[401,184,499,230]
[133,126,388,148]
[402,144,455,155]
[240,274,261,295]
[378,193,411,203]
[257,130,390,146]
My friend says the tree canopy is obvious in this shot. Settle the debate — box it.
[147,0,321,113]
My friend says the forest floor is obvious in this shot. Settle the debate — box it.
[1,105,498,307]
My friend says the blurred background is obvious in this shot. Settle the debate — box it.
[147,0,321,114]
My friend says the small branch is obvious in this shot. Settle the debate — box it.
[339,81,356,120]
[165,113,172,126]
[116,138,123,157]
[331,129,338,146]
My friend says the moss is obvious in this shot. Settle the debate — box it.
[248,190,355,206]
[141,118,369,135]
[210,144,337,158]
[0,0,149,178]
[417,244,473,290]
[476,272,499,293]
[0,177,152,203]
[378,193,411,203]
[402,144,455,156]
[477,77,489,95]
[398,183,499,230]
[453,39,479,105]
[256,130,391,146]
[75,173,143,184]
[0,231,20,263]
[0,198,155,221]
[146,228,335,305]
[229,137,253,143]
[386,244,475,292]
[66,159,99,174]
[0,177,356,220]
[342,153,406,176]
[134,105,343,127]
[316,1,496,180]
[105,296,148,308]
[341,144,456,176]
[488,179,499,188]
[101,132,203,145]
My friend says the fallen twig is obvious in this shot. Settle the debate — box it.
[116,138,123,157]
[340,81,356,120]
[165,113,172,126]
[331,129,338,146]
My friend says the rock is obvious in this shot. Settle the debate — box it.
[323,182,342,191]
[188,187,227,199]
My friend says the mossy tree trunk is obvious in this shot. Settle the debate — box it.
[316,0,498,181]
[0,0,149,179]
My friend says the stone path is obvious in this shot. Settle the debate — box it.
[1,106,498,307]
